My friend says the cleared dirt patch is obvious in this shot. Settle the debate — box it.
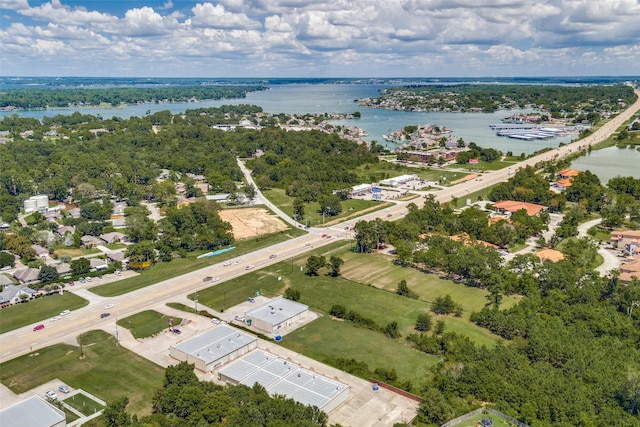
[450,173,478,185]
[219,208,288,239]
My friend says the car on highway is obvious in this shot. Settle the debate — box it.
[58,385,70,394]
[321,234,328,238]
[203,276,213,282]
[233,261,241,265]
[50,316,60,322]
[105,304,114,309]
[269,254,277,259]
[45,391,58,400]
[223,261,231,266]
[246,264,254,270]
[60,310,70,316]
[33,324,45,331]
[100,312,111,318]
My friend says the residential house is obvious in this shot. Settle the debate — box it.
[0,274,14,286]
[106,251,128,264]
[0,284,36,305]
[57,225,75,237]
[67,207,81,218]
[51,262,71,275]
[535,248,565,262]
[80,235,103,248]
[13,268,40,285]
[619,258,640,283]
[100,232,128,244]
[557,169,580,179]
[492,200,547,216]
[90,258,108,271]
[611,230,640,245]
[31,244,49,259]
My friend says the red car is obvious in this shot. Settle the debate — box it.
[33,324,45,331]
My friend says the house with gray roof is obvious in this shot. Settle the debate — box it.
[13,268,40,285]
[80,235,102,248]
[0,274,14,286]
[0,284,36,305]
[31,244,49,259]
[100,232,128,244]
[90,258,108,271]
[0,395,66,427]
[57,225,75,237]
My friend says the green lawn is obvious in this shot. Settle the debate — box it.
[263,188,390,228]
[91,226,305,297]
[117,310,182,339]
[355,160,470,184]
[192,242,513,391]
[62,407,80,423]
[0,330,164,414]
[53,247,101,258]
[63,392,105,416]
[450,412,515,427]
[451,158,518,172]
[0,293,89,334]
[166,302,217,320]
[450,182,502,208]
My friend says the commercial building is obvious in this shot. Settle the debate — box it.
[219,349,349,413]
[169,324,257,372]
[0,396,66,427]
[380,174,417,187]
[244,296,309,334]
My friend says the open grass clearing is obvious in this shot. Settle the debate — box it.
[91,226,305,297]
[193,242,512,390]
[52,247,101,258]
[0,292,89,334]
[63,392,105,416]
[166,302,216,320]
[117,310,182,339]
[450,158,518,172]
[0,330,164,414]
[450,412,515,427]
[263,188,388,228]
[355,160,470,185]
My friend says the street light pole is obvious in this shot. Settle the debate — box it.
[195,290,198,313]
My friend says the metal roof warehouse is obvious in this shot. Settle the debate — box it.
[245,296,309,334]
[219,349,349,413]
[170,324,257,372]
[0,396,66,427]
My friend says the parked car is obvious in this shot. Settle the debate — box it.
[100,312,111,318]
[68,281,74,286]
[234,316,245,322]
[45,391,58,400]
[33,324,45,331]
[211,318,221,324]
[60,310,70,316]
[172,329,181,335]
[58,385,70,394]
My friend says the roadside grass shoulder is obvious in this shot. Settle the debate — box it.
[356,160,469,184]
[0,292,89,334]
[0,330,163,414]
[263,188,387,227]
[91,227,304,297]
[117,310,182,339]
[451,159,518,172]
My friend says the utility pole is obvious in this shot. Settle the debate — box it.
[194,289,198,313]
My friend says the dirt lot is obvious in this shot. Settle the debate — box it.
[219,208,288,239]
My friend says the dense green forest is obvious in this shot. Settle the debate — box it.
[0,86,266,109]
[0,106,376,223]
[350,181,640,426]
[359,84,636,115]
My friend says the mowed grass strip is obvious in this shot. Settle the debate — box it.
[0,330,163,414]
[0,293,89,334]
[91,226,305,297]
[63,392,105,416]
[117,310,182,339]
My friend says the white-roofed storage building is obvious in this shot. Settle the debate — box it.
[219,349,349,414]
[169,324,257,372]
[245,296,309,334]
[0,396,66,427]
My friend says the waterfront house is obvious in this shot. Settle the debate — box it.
[492,201,547,216]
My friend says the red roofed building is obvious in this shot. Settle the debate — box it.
[558,169,580,178]
[493,200,547,216]
[535,248,565,262]
[619,258,640,283]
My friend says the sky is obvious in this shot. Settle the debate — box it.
[1,0,639,78]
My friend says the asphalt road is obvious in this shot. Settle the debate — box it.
[1,87,639,364]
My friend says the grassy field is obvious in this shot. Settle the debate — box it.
[53,247,101,258]
[193,242,515,390]
[0,293,89,334]
[451,158,518,172]
[450,413,515,427]
[355,160,470,184]
[117,310,183,339]
[263,188,389,227]
[63,392,105,416]
[0,330,164,414]
[91,227,305,297]
[450,182,502,208]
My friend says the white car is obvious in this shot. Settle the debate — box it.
[105,304,114,309]
[213,277,220,282]
[211,318,221,324]
[223,261,231,266]
[45,391,58,400]
[246,265,254,270]
[59,310,70,316]
[233,261,241,265]
[50,316,60,322]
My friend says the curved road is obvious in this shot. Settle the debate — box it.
[1,87,639,364]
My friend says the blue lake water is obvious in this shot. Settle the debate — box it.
[1,82,637,180]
